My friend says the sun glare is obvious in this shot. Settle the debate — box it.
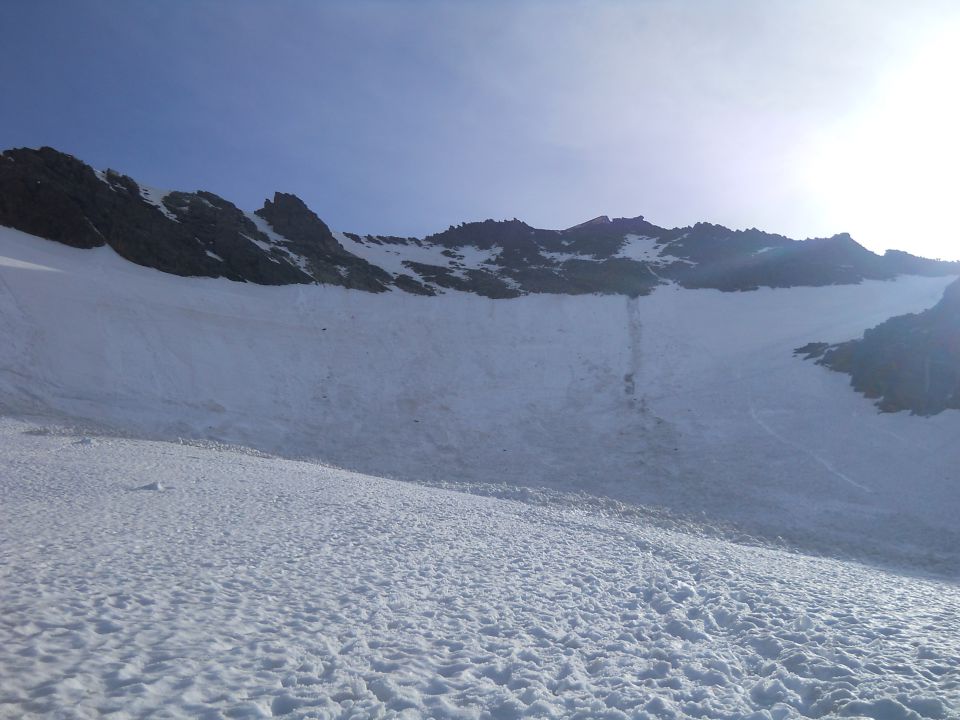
[802,28,960,260]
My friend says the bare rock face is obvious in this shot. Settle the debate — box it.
[0,148,390,290]
[806,278,960,415]
[158,189,312,285]
[0,147,310,284]
[0,146,141,249]
[256,192,344,257]
[255,192,393,292]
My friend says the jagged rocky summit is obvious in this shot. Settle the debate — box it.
[3,145,957,299]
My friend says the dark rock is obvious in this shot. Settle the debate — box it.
[665,231,890,291]
[801,278,960,415]
[393,273,436,296]
[565,215,611,230]
[255,192,392,292]
[0,147,310,284]
[402,261,520,299]
[793,342,831,360]
[255,192,345,257]
[883,249,960,276]
[0,146,121,249]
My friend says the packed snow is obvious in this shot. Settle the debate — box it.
[1,417,957,719]
[1,226,958,574]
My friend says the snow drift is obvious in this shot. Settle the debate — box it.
[2,417,957,719]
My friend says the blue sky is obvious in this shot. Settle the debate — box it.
[2,1,959,257]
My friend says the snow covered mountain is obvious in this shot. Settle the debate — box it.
[3,146,958,299]
[1,219,959,575]
[3,147,960,719]
[5,145,960,421]
[2,147,960,574]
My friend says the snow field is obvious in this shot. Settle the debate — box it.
[0,418,957,720]
[1,226,958,573]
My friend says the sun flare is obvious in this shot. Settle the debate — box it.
[803,28,960,260]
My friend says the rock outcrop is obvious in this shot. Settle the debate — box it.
[801,278,960,415]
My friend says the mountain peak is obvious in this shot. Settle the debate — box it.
[565,215,611,231]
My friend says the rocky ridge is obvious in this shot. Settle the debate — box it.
[797,276,960,415]
[3,146,957,299]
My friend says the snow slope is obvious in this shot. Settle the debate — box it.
[1,226,959,572]
[0,417,957,720]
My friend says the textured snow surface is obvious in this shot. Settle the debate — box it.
[0,418,957,720]
[1,226,960,575]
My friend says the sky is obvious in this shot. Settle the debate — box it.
[2,0,959,259]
